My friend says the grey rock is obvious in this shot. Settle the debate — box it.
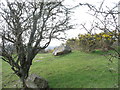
[25,74,49,89]
[53,44,71,56]
[112,40,118,48]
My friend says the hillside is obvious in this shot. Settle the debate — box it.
[2,51,118,88]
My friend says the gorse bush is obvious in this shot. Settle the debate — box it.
[66,38,80,50]
[66,30,119,52]
[78,34,96,52]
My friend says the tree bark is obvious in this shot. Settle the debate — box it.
[21,77,27,89]
[19,64,30,89]
[20,71,28,89]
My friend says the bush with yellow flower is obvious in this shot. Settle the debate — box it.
[66,31,118,52]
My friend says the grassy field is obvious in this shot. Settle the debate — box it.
[2,50,118,88]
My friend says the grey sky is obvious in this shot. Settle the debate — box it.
[49,0,120,47]
[0,0,119,47]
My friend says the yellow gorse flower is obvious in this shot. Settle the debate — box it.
[102,34,110,38]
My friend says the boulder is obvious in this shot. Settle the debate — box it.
[25,74,49,89]
[53,44,72,56]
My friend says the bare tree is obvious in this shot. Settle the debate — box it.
[0,0,72,88]
[79,1,119,50]
[78,1,119,88]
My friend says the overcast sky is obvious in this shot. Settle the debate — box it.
[0,0,120,47]
[48,0,120,47]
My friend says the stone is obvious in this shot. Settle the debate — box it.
[112,40,118,48]
[53,44,72,56]
[25,74,49,89]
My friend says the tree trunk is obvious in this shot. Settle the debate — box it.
[21,77,27,89]
[19,67,29,89]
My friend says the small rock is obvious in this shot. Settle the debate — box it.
[25,74,49,89]
[35,60,43,62]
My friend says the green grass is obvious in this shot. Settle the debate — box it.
[1,51,118,88]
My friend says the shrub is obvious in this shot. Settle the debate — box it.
[65,31,118,52]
